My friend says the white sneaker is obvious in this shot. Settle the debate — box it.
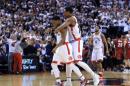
[64,81,72,86]
[93,74,100,86]
[123,69,129,74]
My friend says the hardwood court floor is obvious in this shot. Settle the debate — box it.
[0,71,130,86]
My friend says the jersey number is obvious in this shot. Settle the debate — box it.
[118,43,122,47]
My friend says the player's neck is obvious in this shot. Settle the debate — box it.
[95,31,100,35]
[67,14,73,18]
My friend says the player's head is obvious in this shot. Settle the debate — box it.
[95,26,100,33]
[51,16,61,28]
[64,6,73,18]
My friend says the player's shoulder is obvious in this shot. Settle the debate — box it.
[66,16,76,21]
[100,32,104,36]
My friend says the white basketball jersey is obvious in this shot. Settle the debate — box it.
[68,16,81,41]
[93,32,103,49]
[55,29,69,44]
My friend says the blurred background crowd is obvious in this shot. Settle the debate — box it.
[0,0,130,74]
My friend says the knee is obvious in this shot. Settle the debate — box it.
[51,63,58,69]
[74,60,81,64]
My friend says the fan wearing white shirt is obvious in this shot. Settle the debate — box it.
[7,35,17,73]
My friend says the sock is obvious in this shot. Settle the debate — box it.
[56,78,61,83]
[71,64,85,81]
[96,62,103,72]
[67,77,71,82]
[77,61,95,77]
[66,64,72,82]
[51,63,61,82]
[79,75,85,81]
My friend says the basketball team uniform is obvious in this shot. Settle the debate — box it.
[125,38,130,59]
[68,16,83,61]
[91,32,104,61]
[52,31,74,64]
[114,39,123,60]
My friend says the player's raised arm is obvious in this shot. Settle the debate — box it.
[55,17,75,32]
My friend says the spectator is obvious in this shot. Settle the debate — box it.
[23,38,37,56]
[12,36,23,74]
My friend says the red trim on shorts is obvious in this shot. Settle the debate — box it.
[66,61,74,64]
[51,61,58,64]
[78,40,80,53]
[52,61,65,65]
[64,42,70,55]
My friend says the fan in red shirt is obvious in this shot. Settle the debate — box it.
[123,34,130,72]
[114,35,124,69]
[114,35,123,60]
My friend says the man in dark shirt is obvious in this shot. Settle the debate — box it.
[24,38,37,56]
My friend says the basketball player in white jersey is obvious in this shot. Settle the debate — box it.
[55,7,99,86]
[89,26,109,79]
[51,16,88,86]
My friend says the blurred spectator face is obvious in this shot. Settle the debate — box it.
[28,38,35,45]
[64,10,70,18]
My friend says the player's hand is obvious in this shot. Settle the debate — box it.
[54,29,59,33]
[106,50,109,56]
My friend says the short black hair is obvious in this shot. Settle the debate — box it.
[52,16,60,20]
[65,6,73,13]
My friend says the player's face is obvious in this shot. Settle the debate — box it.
[51,20,60,28]
[95,28,99,32]
[51,20,57,27]
[64,11,69,17]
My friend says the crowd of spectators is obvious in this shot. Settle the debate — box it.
[0,0,130,73]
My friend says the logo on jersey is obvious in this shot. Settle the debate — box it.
[94,37,100,44]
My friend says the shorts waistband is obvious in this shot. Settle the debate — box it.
[70,38,81,43]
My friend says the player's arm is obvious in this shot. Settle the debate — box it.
[52,29,66,53]
[55,17,76,32]
[88,36,93,46]
[113,39,116,57]
[101,34,109,54]
[45,28,52,33]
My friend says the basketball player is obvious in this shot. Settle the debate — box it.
[55,7,99,86]
[123,33,130,73]
[114,34,124,71]
[89,26,109,79]
[51,16,88,86]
